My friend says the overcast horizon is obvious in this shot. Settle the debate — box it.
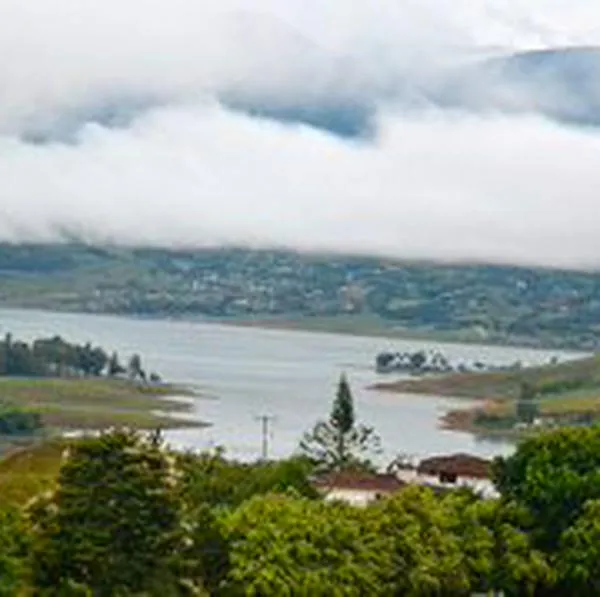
[2,0,600,270]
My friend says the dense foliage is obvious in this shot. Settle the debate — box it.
[2,425,600,594]
[0,332,150,381]
[0,506,29,597]
[179,448,318,509]
[493,426,600,550]
[220,494,394,596]
[28,429,203,596]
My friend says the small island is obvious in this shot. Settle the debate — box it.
[0,333,205,450]
[375,348,524,375]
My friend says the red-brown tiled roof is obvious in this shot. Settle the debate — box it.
[313,471,405,492]
[417,453,491,479]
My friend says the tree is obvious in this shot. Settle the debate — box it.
[448,494,553,596]
[0,333,12,375]
[556,499,600,595]
[182,503,228,596]
[300,374,381,472]
[0,333,126,378]
[178,451,319,593]
[179,450,318,510]
[128,353,144,381]
[75,342,94,376]
[74,342,108,377]
[4,340,40,377]
[516,381,539,425]
[375,486,471,596]
[329,374,356,465]
[493,426,600,551]
[107,352,125,377]
[0,506,29,597]
[88,346,108,376]
[409,350,427,370]
[28,429,203,596]
[220,494,395,596]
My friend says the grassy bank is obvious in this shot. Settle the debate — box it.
[0,377,206,432]
[214,314,564,349]
[370,355,600,399]
[0,304,586,352]
[371,355,600,437]
[0,440,66,507]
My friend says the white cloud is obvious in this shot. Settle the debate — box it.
[1,0,600,268]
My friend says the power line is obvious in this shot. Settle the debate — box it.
[254,414,275,460]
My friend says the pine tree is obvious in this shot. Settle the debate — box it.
[300,374,381,472]
[331,374,355,434]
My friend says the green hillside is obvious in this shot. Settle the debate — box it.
[1,242,599,350]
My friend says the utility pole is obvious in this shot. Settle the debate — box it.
[255,414,275,460]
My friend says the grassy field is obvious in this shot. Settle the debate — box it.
[371,355,600,437]
[0,440,66,507]
[0,377,205,431]
[371,355,600,400]
[217,314,547,348]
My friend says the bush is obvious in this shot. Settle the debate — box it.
[0,405,43,436]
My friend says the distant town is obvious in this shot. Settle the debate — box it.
[1,243,599,350]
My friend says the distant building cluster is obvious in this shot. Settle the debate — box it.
[313,453,498,506]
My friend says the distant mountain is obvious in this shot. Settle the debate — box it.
[19,97,158,145]
[433,46,600,126]
[17,46,600,143]
[221,46,600,135]
[220,99,375,138]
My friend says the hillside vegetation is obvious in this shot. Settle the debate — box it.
[1,242,600,350]
[2,379,600,593]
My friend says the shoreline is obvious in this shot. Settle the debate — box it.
[1,306,588,446]
[151,392,212,430]
[438,402,516,439]
[0,377,210,433]
[0,305,586,353]
[154,316,587,353]
[370,353,600,440]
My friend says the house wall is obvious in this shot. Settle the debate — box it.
[322,488,382,506]
[396,470,498,498]
[396,470,439,485]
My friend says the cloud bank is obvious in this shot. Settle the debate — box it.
[1,0,600,269]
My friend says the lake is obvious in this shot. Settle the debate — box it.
[0,308,580,463]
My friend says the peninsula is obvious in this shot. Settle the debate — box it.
[371,354,600,438]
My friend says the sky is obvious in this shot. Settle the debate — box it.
[2,0,600,269]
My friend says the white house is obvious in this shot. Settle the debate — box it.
[312,471,405,507]
[390,453,499,499]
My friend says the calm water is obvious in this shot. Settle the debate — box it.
[0,308,581,463]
